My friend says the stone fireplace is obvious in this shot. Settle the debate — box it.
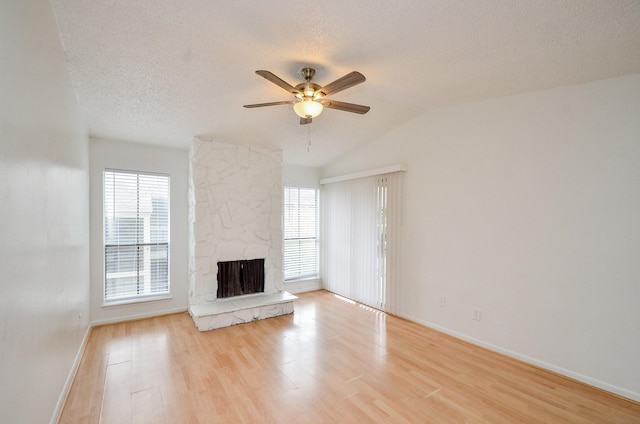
[187,138,295,331]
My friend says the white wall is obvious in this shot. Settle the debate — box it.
[283,164,321,189]
[0,1,90,422]
[90,138,189,324]
[323,75,640,401]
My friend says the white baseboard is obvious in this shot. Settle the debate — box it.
[91,307,188,327]
[51,324,92,424]
[398,313,640,403]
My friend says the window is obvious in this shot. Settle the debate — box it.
[104,169,170,302]
[284,187,319,280]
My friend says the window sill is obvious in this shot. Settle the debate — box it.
[102,294,172,308]
[284,276,320,284]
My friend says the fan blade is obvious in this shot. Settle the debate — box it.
[323,100,370,114]
[300,117,312,125]
[255,70,300,95]
[244,101,294,108]
[319,71,366,96]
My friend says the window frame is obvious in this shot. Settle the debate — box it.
[103,168,171,305]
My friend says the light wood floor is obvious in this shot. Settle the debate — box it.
[59,290,640,423]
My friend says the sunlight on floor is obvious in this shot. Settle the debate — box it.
[332,293,356,305]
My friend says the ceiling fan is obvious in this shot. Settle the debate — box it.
[244,67,370,125]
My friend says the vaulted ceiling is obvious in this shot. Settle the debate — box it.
[51,0,640,167]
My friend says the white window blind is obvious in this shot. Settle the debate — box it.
[104,170,170,301]
[284,187,319,280]
[321,171,403,313]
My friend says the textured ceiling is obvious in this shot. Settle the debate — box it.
[51,0,640,167]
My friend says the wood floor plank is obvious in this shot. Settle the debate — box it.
[59,290,640,423]
[100,361,132,424]
[57,349,107,423]
[131,386,165,424]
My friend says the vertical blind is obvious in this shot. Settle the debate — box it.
[321,171,402,313]
[283,187,319,280]
[104,170,170,301]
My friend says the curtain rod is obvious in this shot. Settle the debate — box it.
[320,164,407,185]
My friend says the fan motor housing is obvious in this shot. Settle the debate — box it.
[295,82,322,98]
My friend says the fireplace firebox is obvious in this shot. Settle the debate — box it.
[216,259,265,299]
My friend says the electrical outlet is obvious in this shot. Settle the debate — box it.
[439,295,446,307]
[472,308,482,321]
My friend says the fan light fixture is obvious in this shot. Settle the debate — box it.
[294,98,323,118]
[244,67,369,125]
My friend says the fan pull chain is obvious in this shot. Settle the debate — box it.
[307,124,312,152]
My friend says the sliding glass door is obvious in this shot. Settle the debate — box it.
[321,172,402,313]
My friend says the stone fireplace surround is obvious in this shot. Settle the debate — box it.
[188,138,295,331]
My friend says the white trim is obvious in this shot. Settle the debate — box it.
[51,324,92,424]
[398,312,640,403]
[320,164,407,185]
[102,294,173,308]
[91,307,188,327]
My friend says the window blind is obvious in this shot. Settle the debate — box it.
[284,187,319,280]
[321,171,403,313]
[104,170,170,301]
